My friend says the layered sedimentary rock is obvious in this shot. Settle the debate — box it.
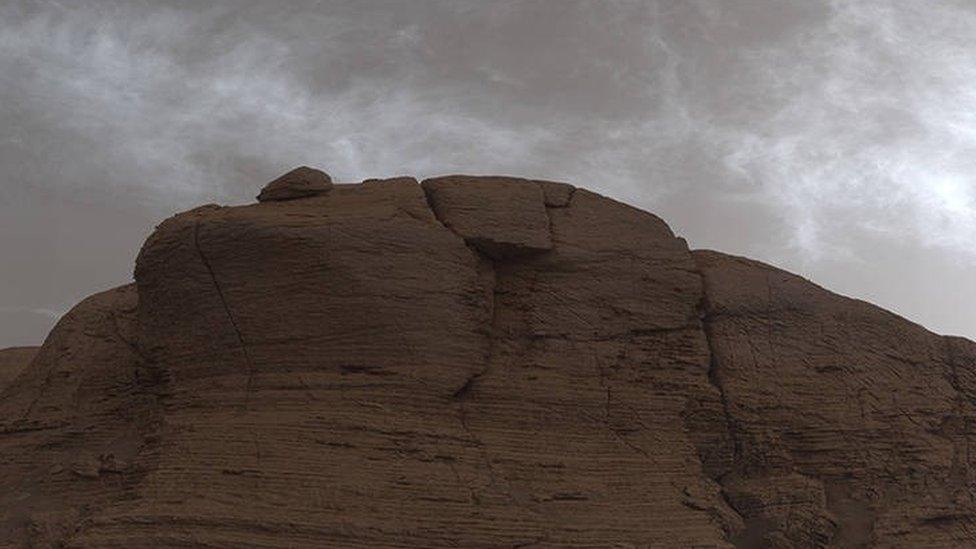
[0,347,37,390]
[695,251,976,548]
[1,171,974,548]
[0,286,161,547]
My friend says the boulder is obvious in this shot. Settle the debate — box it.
[421,175,553,258]
[256,166,332,202]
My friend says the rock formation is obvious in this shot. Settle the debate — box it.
[0,347,37,391]
[256,166,332,202]
[1,170,974,548]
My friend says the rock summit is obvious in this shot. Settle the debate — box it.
[256,166,332,202]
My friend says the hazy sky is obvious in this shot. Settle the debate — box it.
[1,0,974,347]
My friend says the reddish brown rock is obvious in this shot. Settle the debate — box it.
[0,285,160,547]
[256,166,332,202]
[84,175,730,547]
[694,250,976,547]
[536,179,575,208]
[0,347,38,390]
[422,175,553,258]
[1,174,974,548]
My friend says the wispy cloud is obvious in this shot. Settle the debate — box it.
[0,306,63,320]
[0,1,558,206]
[1,0,974,340]
[712,0,976,261]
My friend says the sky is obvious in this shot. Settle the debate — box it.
[1,0,974,347]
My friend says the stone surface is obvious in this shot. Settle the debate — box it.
[0,285,160,547]
[536,179,575,208]
[256,166,332,202]
[0,347,38,390]
[0,174,974,548]
[694,250,976,548]
[422,175,553,258]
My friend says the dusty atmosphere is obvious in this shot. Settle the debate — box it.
[2,1,975,346]
[3,2,976,546]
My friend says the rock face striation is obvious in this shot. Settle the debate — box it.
[0,347,38,391]
[1,170,974,548]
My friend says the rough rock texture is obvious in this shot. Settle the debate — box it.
[1,173,974,548]
[256,166,332,202]
[0,285,161,547]
[0,347,38,390]
[695,251,976,548]
[422,175,553,258]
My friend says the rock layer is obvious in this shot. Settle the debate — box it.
[422,175,553,258]
[0,347,38,390]
[1,174,974,548]
[695,250,976,548]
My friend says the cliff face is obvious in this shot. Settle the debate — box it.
[0,347,37,390]
[695,251,976,547]
[0,173,973,548]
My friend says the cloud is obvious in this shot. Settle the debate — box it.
[0,1,565,206]
[0,0,973,340]
[0,306,63,320]
[709,0,976,261]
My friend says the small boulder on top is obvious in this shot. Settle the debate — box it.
[257,166,333,202]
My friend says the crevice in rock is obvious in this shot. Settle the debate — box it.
[694,274,751,545]
[452,370,483,400]
[452,264,516,507]
[21,363,57,421]
[536,181,575,246]
[424,179,672,513]
[581,407,653,461]
[538,188,557,241]
[700,310,742,476]
[420,183,502,399]
[421,178,554,259]
[421,183,547,524]
[108,309,150,366]
[541,205,555,241]
[192,221,255,411]
[422,183,507,492]
[583,338,658,462]
[938,336,975,507]
[537,181,577,209]
[563,186,579,208]
[454,261,499,404]
[107,305,170,408]
[421,185,454,238]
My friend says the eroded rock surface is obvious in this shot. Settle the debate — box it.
[422,175,553,258]
[0,285,161,547]
[695,250,976,548]
[1,173,974,548]
[0,347,38,390]
[256,166,332,202]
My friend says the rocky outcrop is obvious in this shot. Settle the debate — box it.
[694,251,976,548]
[1,170,974,548]
[256,166,332,202]
[0,285,161,547]
[0,347,37,390]
[422,175,553,258]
